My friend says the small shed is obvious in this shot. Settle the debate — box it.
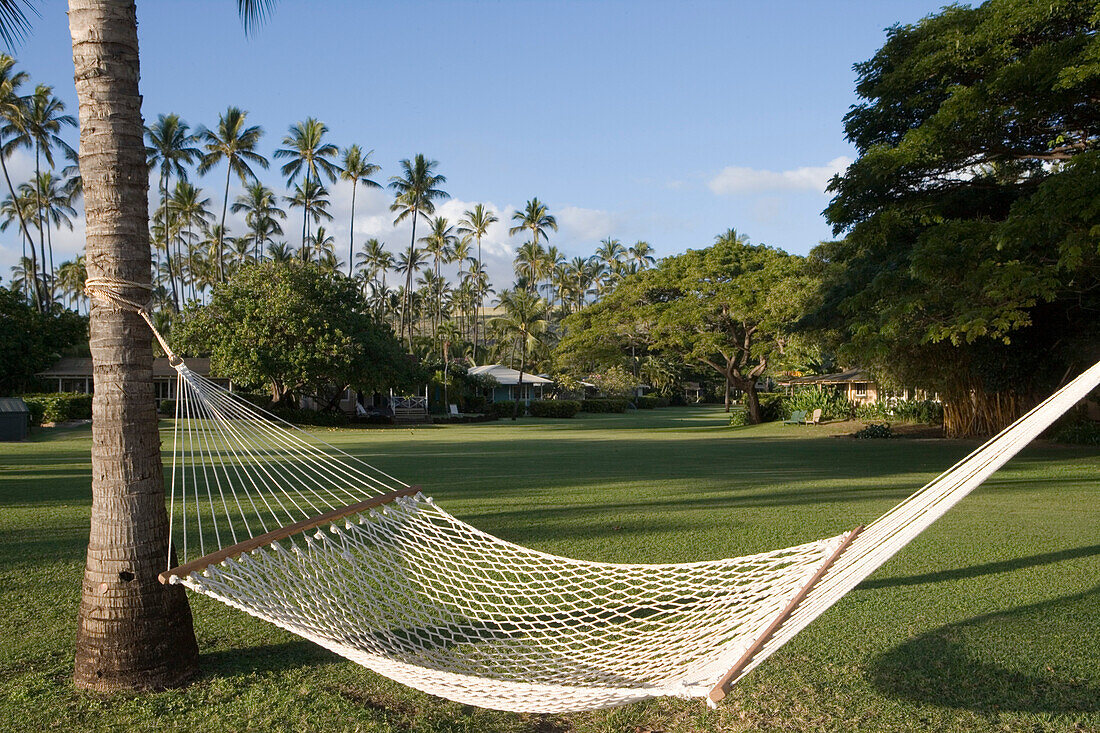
[0,398,30,441]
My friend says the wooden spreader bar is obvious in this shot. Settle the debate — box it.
[708,525,865,703]
[159,486,422,585]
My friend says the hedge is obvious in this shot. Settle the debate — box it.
[528,399,581,418]
[633,395,670,409]
[490,400,521,418]
[581,397,629,413]
[22,392,93,425]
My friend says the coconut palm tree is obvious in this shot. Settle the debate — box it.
[31,172,77,299]
[628,240,656,270]
[275,118,340,247]
[0,184,38,302]
[145,113,199,310]
[512,240,546,287]
[395,243,429,344]
[339,144,381,276]
[490,289,550,419]
[388,154,448,348]
[508,198,557,274]
[62,0,279,691]
[594,237,627,293]
[19,84,76,306]
[355,237,392,295]
[198,107,268,282]
[169,181,212,302]
[420,216,456,335]
[285,178,332,249]
[715,228,750,247]
[267,240,294,263]
[231,182,285,261]
[0,54,39,308]
[457,203,498,358]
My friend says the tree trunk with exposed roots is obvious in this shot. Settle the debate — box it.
[70,0,198,692]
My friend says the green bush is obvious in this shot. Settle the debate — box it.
[159,398,177,416]
[728,409,749,427]
[580,397,629,413]
[529,399,581,418]
[463,395,487,413]
[854,423,894,439]
[489,400,521,418]
[856,398,943,424]
[268,407,349,427]
[634,395,668,409]
[756,393,785,422]
[21,393,93,424]
[783,386,853,421]
[1051,420,1100,446]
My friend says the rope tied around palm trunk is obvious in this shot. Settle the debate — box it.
[84,276,182,366]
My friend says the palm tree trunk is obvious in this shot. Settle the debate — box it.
[348,180,356,278]
[404,209,418,350]
[0,134,40,309]
[69,0,198,692]
[162,172,179,311]
[34,149,51,306]
[219,164,230,282]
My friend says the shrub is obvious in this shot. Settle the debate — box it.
[463,395,487,413]
[22,392,93,424]
[581,397,629,413]
[1050,420,1100,446]
[268,407,349,427]
[856,398,943,424]
[756,393,785,423]
[490,400,520,418]
[529,399,581,418]
[159,398,177,416]
[728,409,749,427]
[783,386,852,421]
[634,395,667,409]
[854,423,893,439]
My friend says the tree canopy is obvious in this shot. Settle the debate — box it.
[0,285,87,395]
[174,262,414,404]
[810,0,1100,436]
[557,237,808,422]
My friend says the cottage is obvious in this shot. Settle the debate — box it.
[36,357,225,407]
[779,369,881,405]
[468,365,553,405]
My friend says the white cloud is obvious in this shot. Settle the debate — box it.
[707,156,852,196]
[557,205,620,242]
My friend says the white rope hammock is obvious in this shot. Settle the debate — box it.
[85,278,1100,714]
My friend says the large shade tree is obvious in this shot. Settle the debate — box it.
[811,0,1100,437]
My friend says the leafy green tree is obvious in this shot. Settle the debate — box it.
[198,107,268,282]
[175,261,411,404]
[0,285,87,395]
[559,237,807,421]
[813,0,1100,437]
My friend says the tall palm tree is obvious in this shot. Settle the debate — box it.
[508,197,557,269]
[355,237,392,295]
[169,181,212,302]
[62,0,279,691]
[275,118,340,247]
[457,203,498,359]
[395,243,429,344]
[628,240,656,270]
[198,106,268,282]
[388,154,448,348]
[513,240,546,287]
[267,240,294,263]
[31,172,77,299]
[0,183,38,301]
[145,113,199,310]
[715,228,750,247]
[285,178,332,249]
[0,54,39,309]
[231,182,285,261]
[595,237,627,293]
[489,289,550,420]
[25,84,77,306]
[339,144,381,276]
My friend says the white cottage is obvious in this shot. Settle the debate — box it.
[468,365,553,405]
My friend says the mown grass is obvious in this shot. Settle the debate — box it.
[0,407,1097,732]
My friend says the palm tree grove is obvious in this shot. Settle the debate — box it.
[0,2,1097,732]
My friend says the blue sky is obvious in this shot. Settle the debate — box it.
[5,0,949,287]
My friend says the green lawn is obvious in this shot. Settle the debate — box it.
[1,407,1097,732]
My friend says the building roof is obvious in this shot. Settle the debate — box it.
[0,398,28,413]
[780,368,872,386]
[37,357,213,379]
[468,365,554,386]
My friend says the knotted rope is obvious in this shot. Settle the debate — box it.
[84,276,182,366]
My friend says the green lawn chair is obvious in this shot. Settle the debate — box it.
[783,409,806,425]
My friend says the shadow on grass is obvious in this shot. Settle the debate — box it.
[863,544,1100,590]
[870,585,1100,714]
[200,639,339,677]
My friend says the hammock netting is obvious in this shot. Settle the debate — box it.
[160,360,1100,713]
